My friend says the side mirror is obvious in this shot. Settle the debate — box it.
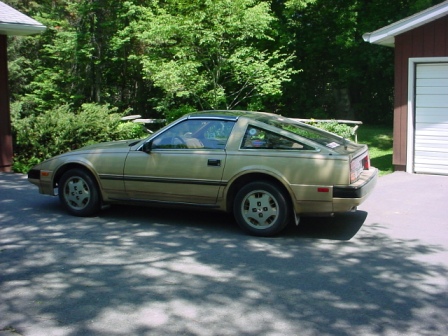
[142,140,153,153]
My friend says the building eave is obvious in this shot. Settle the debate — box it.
[0,1,46,36]
[363,0,448,47]
[0,22,46,36]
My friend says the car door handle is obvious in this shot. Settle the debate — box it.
[208,159,221,167]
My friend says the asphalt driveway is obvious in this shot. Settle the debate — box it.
[1,172,447,336]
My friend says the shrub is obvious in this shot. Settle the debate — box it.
[11,103,147,173]
[165,105,196,122]
[116,121,149,139]
[307,120,356,140]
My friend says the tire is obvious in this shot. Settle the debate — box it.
[58,168,101,217]
[233,181,291,237]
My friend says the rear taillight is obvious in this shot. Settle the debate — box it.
[362,154,370,170]
[350,152,370,183]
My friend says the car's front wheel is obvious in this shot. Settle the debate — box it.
[58,168,101,217]
[233,181,291,237]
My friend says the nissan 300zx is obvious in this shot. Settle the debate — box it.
[28,110,378,236]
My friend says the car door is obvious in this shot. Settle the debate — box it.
[123,119,234,205]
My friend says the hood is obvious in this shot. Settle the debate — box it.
[77,139,141,151]
[30,139,143,171]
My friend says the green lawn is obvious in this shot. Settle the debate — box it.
[357,125,393,176]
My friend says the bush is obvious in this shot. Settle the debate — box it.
[306,120,356,140]
[11,103,147,173]
[165,105,196,122]
[116,121,149,140]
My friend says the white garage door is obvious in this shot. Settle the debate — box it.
[414,63,448,175]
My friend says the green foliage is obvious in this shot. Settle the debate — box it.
[3,0,446,172]
[116,122,149,140]
[357,125,393,175]
[275,0,446,124]
[11,103,144,173]
[6,0,446,124]
[126,0,297,114]
[285,0,316,10]
[307,120,355,140]
[6,0,154,116]
[165,105,197,123]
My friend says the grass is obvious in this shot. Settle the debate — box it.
[357,125,393,176]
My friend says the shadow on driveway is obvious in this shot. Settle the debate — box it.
[1,172,447,336]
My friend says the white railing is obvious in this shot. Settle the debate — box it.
[121,115,166,133]
[291,118,363,142]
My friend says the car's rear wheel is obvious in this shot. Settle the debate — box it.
[233,181,291,237]
[58,168,101,217]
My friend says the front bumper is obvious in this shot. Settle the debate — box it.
[28,169,55,195]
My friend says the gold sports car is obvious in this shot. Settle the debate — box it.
[28,110,378,236]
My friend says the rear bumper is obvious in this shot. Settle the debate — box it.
[334,168,378,199]
[332,168,378,212]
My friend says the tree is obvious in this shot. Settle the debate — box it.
[123,0,298,117]
[274,0,446,124]
[5,0,446,124]
[6,0,153,116]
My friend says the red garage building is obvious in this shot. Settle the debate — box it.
[0,1,46,172]
[364,1,448,175]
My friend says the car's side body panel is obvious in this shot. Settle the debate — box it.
[122,148,226,204]
[29,142,131,200]
[219,113,356,214]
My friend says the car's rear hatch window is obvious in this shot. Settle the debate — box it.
[257,114,361,154]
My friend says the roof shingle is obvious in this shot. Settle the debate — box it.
[0,1,46,36]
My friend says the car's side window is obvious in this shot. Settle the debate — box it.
[152,119,235,150]
[241,126,314,150]
[201,120,235,149]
